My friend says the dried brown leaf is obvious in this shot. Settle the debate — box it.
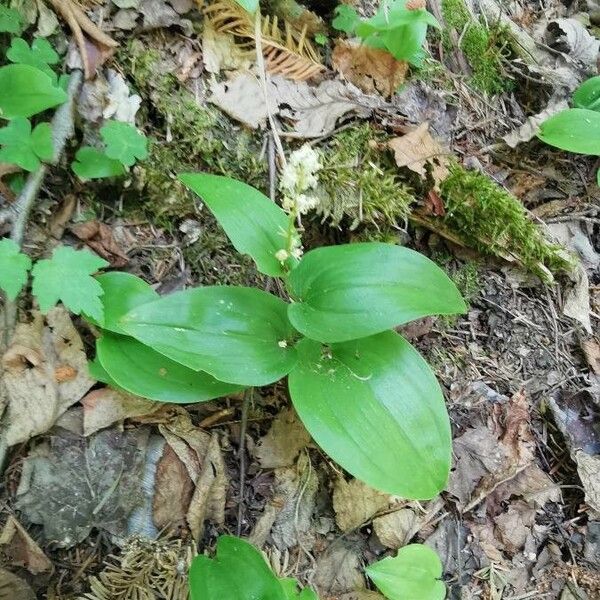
[0,516,53,576]
[372,508,422,549]
[332,40,408,98]
[1,309,94,447]
[70,220,129,268]
[333,478,390,532]
[0,568,35,600]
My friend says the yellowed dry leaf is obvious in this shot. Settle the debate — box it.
[333,478,391,532]
[373,508,422,549]
[332,39,408,98]
[387,123,450,190]
[1,309,94,446]
[202,20,253,74]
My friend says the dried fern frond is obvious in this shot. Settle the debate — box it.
[204,0,325,80]
[79,537,195,600]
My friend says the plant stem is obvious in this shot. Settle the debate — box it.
[236,387,253,536]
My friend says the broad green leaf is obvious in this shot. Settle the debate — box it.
[332,4,359,33]
[573,76,600,111]
[288,332,451,498]
[287,243,466,343]
[280,579,319,599]
[366,544,445,600]
[90,272,159,334]
[0,238,32,300]
[101,121,148,167]
[0,118,53,171]
[179,173,292,277]
[0,64,67,119]
[232,0,259,12]
[121,286,297,386]
[0,6,23,33]
[96,332,243,403]
[88,356,114,384]
[6,37,59,80]
[189,536,287,600]
[72,147,126,179]
[31,246,108,322]
[538,108,600,155]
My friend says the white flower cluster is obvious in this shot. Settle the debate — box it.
[279,144,322,215]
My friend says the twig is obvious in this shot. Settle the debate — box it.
[254,9,286,166]
[236,387,253,536]
[1,70,83,348]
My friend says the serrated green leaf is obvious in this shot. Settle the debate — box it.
[96,332,244,403]
[332,4,359,33]
[573,76,600,111]
[31,246,109,322]
[100,121,148,167]
[0,118,53,171]
[288,332,451,498]
[189,536,295,600]
[121,286,297,386]
[538,108,600,155]
[6,37,59,80]
[179,173,292,277]
[72,147,126,179]
[0,238,32,300]
[232,0,259,12]
[366,544,445,600]
[88,272,159,334]
[287,243,466,343]
[0,64,67,119]
[0,6,23,33]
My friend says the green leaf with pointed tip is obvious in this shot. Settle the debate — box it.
[179,173,292,277]
[280,579,319,599]
[288,243,466,343]
[6,37,59,80]
[121,286,297,386]
[0,6,23,33]
[288,332,451,499]
[88,356,114,385]
[31,246,108,322]
[89,272,159,334]
[101,121,148,167]
[332,4,359,33]
[366,544,445,600]
[0,238,32,300]
[0,64,67,119]
[573,76,600,111]
[189,536,286,600]
[538,108,600,155]
[72,147,126,179]
[0,118,53,171]
[96,332,243,403]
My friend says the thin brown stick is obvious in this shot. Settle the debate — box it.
[236,387,253,536]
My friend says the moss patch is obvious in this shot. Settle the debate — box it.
[315,124,415,229]
[437,162,572,278]
[441,0,511,95]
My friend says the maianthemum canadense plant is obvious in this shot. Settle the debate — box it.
[82,172,467,500]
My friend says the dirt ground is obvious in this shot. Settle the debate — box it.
[0,0,599,598]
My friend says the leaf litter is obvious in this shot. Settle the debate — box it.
[2,0,600,596]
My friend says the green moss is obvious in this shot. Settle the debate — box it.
[438,162,573,278]
[316,124,415,229]
[441,0,511,95]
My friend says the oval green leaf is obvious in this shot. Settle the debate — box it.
[189,536,287,600]
[72,147,126,180]
[538,108,600,155]
[0,64,67,119]
[366,544,445,600]
[573,76,600,111]
[91,272,159,334]
[179,173,291,277]
[288,243,466,343]
[96,332,243,403]
[288,331,451,499]
[121,286,298,386]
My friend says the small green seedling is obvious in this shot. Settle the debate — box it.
[539,76,600,185]
[87,173,465,500]
[0,6,23,34]
[366,544,446,600]
[0,242,109,323]
[189,536,318,600]
[0,117,53,171]
[6,37,60,81]
[333,0,439,65]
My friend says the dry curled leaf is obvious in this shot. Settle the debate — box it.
[333,478,391,532]
[0,516,53,576]
[333,39,408,98]
[70,220,129,268]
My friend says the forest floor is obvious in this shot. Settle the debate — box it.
[0,0,599,598]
